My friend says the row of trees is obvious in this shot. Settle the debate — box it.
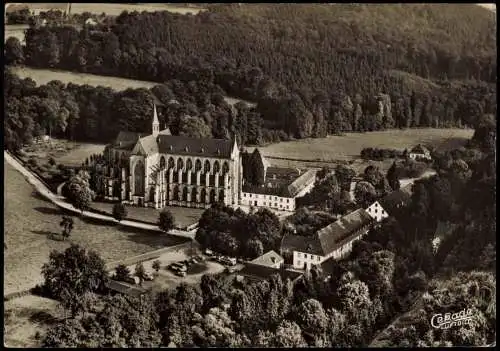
[195,204,281,259]
[5,4,496,142]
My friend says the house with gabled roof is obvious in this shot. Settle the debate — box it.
[409,144,432,160]
[281,208,374,270]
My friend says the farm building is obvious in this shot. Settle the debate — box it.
[236,263,303,284]
[240,150,317,212]
[409,144,432,160]
[249,250,284,269]
[365,184,413,222]
[281,208,374,270]
[105,279,148,298]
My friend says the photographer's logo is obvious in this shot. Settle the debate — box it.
[431,309,475,329]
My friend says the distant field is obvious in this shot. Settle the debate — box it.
[4,160,186,296]
[9,3,206,15]
[23,139,106,167]
[9,66,254,107]
[248,128,474,173]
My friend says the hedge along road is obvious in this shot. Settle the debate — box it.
[4,151,196,241]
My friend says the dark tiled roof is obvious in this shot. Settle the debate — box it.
[281,234,323,255]
[158,135,233,159]
[138,135,159,155]
[238,263,303,283]
[250,250,284,267]
[378,185,413,214]
[111,131,148,150]
[287,169,317,197]
[243,167,315,198]
[316,208,373,256]
[105,280,147,298]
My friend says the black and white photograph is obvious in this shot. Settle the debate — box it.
[3,2,496,348]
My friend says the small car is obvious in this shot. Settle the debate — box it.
[205,249,214,256]
[195,255,205,262]
[175,271,186,277]
[143,272,154,281]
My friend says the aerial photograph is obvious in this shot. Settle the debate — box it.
[3,2,496,348]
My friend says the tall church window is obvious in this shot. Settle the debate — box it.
[160,156,166,169]
[168,157,175,169]
[204,160,211,173]
[186,158,193,171]
[201,188,207,203]
[182,187,188,201]
[222,161,229,174]
[133,160,145,195]
[177,158,184,171]
[213,161,220,174]
[195,159,202,172]
[209,189,216,203]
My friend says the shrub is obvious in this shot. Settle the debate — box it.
[48,157,56,166]
[112,203,128,221]
[158,210,175,232]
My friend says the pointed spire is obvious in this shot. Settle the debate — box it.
[153,103,159,125]
[152,103,160,137]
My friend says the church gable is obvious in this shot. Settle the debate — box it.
[131,140,147,156]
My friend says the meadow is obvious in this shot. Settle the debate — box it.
[247,128,474,173]
[11,3,206,15]
[4,160,186,296]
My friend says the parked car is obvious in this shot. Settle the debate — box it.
[168,263,179,271]
[176,264,187,272]
[175,271,186,277]
[143,272,154,281]
[205,249,214,256]
[190,257,199,264]
[237,258,245,264]
[195,255,205,262]
[221,257,237,266]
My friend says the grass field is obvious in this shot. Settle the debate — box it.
[22,139,106,167]
[4,295,62,348]
[247,128,474,173]
[91,201,204,229]
[4,159,186,296]
[8,3,206,15]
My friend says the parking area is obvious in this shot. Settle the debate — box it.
[108,245,237,292]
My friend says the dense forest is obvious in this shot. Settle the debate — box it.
[4,4,496,143]
[4,70,268,151]
[40,114,496,347]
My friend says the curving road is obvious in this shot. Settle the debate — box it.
[4,151,196,240]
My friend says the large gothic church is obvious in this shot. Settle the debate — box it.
[99,105,242,209]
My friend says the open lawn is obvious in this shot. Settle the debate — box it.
[4,295,63,348]
[4,160,186,296]
[91,201,204,229]
[248,128,474,174]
